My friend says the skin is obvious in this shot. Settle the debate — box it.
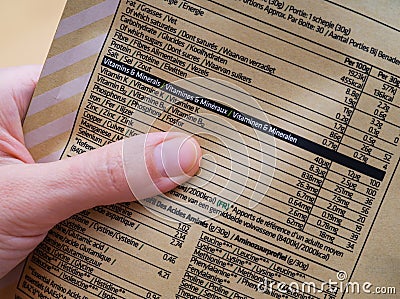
[0,66,202,278]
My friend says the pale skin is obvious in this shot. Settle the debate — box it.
[0,66,202,278]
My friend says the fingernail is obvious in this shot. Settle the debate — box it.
[154,136,200,178]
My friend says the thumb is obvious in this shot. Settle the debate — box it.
[1,132,201,235]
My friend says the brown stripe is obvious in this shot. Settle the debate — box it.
[33,54,98,97]
[29,131,71,161]
[48,15,113,58]
[0,286,15,299]
[24,94,82,134]
[62,0,105,19]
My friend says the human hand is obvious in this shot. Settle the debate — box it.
[0,66,202,278]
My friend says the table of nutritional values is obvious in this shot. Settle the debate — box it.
[17,1,400,299]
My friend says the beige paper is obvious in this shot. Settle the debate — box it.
[5,1,400,298]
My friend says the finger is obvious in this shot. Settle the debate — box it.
[123,132,201,199]
[0,65,42,119]
[0,66,41,163]
[0,132,201,235]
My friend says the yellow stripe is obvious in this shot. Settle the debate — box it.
[48,16,113,58]
[24,94,82,134]
[33,54,98,97]
[62,0,105,19]
[29,131,71,161]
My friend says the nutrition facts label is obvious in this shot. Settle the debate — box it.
[17,1,400,298]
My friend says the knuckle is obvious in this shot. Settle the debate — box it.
[103,149,126,195]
